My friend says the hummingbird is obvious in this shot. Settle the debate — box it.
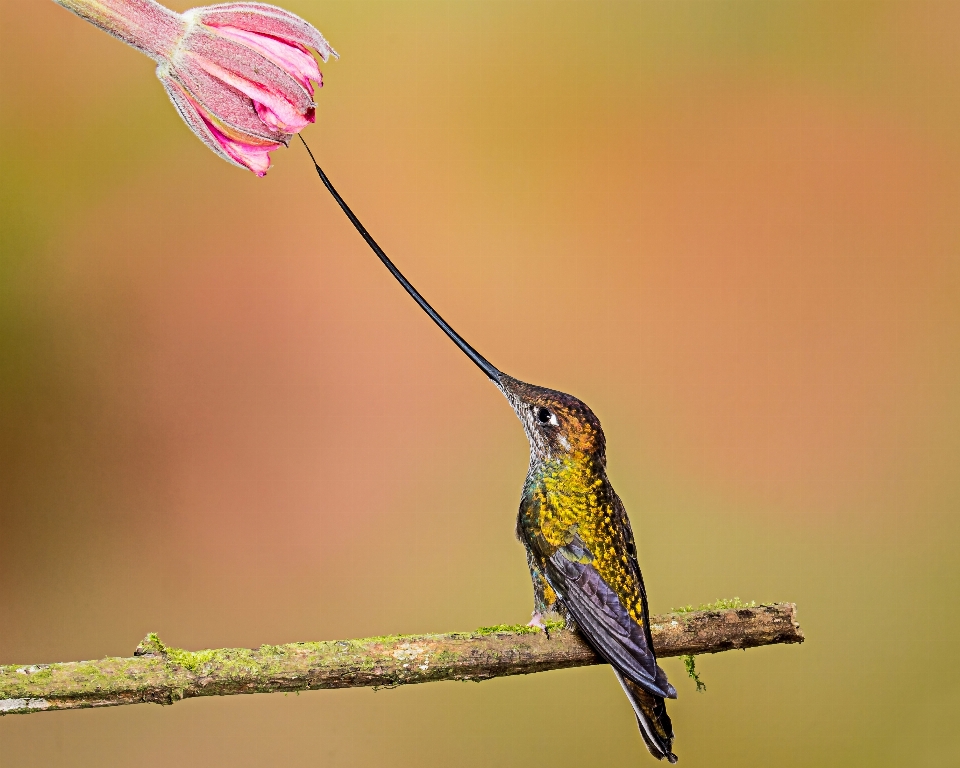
[301,138,678,762]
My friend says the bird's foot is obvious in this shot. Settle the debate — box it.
[527,612,549,637]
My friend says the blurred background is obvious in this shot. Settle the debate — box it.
[2,0,959,765]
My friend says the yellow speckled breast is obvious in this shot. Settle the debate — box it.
[525,454,645,626]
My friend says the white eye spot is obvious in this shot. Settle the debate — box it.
[535,407,558,427]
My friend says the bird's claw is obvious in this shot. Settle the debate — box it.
[527,612,549,638]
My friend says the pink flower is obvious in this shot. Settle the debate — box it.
[53,0,337,175]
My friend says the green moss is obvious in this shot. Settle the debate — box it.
[433,650,459,665]
[144,634,279,676]
[680,655,706,693]
[474,619,565,636]
[672,597,756,614]
[139,633,165,655]
[74,662,120,687]
[21,666,53,684]
[360,635,406,644]
[164,648,219,673]
[475,624,537,636]
[292,641,335,654]
[670,603,758,693]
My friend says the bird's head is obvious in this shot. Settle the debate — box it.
[497,374,606,466]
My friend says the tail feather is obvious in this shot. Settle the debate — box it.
[615,671,678,763]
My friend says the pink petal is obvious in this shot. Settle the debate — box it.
[187,52,313,132]
[211,25,321,94]
[160,74,282,175]
[171,56,289,142]
[161,74,244,169]
[203,119,277,176]
[194,3,338,61]
[182,28,314,132]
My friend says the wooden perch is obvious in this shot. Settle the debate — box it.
[0,603,802,716]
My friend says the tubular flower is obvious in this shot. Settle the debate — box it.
[52,0,337,175]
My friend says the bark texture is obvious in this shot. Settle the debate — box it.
[0,603,802,715]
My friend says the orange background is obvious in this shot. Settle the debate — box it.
[2,1,959,766]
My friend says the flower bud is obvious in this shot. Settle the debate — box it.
[53,0,336,175]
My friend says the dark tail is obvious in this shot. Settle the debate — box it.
[614,671,678,763]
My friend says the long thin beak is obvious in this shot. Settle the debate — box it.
[301,136,502,384]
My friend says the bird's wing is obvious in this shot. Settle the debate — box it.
[544,534,676,699]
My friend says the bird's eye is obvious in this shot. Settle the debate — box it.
[536,407,554,425]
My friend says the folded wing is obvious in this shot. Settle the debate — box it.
[544,537,676,700]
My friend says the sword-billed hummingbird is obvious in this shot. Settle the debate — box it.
[302,139,678,763]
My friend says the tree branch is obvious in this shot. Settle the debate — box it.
[0,603,802,715]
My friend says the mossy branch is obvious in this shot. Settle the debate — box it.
[0,603,803,716]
